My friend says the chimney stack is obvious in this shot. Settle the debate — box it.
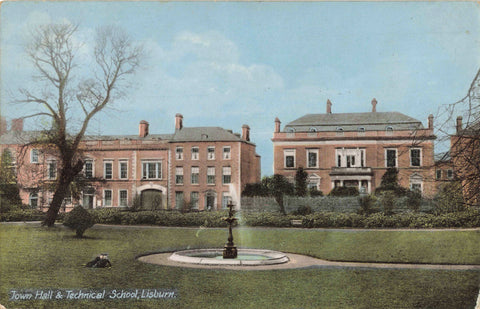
[326,99,332,114]
[0,116,6,135]
[428,114,434,130]
[242,124,250,141]
[175,113,183,130]
[11,118,23,132]
[274,117,281,133]
[139,120,149,138]
[371,98,377,112]
[456,116,463,134]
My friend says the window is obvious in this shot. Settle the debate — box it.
[358,127,365,133]
[104,161,113,179]
[222,192,232,209]
[410,174,423,193]
[190,192,199,209]
[223,147,231,160]
[119,161,128,179]
[119,190,128,207]
[222,166,231,184]
[48,160,57,180]
[284,149,295,168]
[29,192,38,208]
[207,167,215,184]
[175,192,184,209]
[142,161,162,179]
[103,190,112,206]
[307,149,318,168]
[191,167,199,184]
[176,147,183,160]
[386,149,397,168]
[410,149,421,167]
[31,149,39,163]
[175,167,184,185]
[447,169,454,179]
[336,127,344,136]
[84,160,93,178]
[191,147,199,160]
[436,170,442,180]
[336,148,365,168]
[207,147,215,160]
[309,127,317,132]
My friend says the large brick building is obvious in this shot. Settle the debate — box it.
[450,116,480,206]
[272,99,437,196]
[0,114,261,211]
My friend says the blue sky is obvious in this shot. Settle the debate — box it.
[1,1,480,175]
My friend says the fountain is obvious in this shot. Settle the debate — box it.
[138,202,290,268]
[222,202,238,259]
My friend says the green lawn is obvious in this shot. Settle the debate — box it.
[1,224,479,308]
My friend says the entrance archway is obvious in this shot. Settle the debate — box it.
[141,189,163,210]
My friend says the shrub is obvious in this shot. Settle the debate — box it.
[292,205,313,216]
[358,194,377,215]
[434,181,465,214]
[378,191,396,215]
[0,209,45,222]
[63,206,95,237]
[329,186,359,197]
[406,190,422,212]
[308,188,324,197]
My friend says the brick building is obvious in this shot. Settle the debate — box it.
[0,114,261,211]
[450,116,480,206]
[272,99,437,197]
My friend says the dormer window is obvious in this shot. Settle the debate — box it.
[309,127,317,132]
[286,128,295,133]
[386,126,394,135]
[358,127,365,132]
[336,127,344,136]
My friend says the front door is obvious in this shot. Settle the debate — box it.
[205,192,216,210]
[141,189,162,210]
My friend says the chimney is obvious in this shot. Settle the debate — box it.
[428,114,434,130]
[326,99,332,114]
[11,118,23,132]
[242,124,250,141]
[139,120,149,138]
[175,113,183,130]
[371,98,377,112]
[0,116,6,135]
[456,116,463,134]
[274,117,281,133]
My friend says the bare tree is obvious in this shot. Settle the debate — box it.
[15,23,143,226]
[436,68,480,207]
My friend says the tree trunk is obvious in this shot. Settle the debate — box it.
[42,180,70,226]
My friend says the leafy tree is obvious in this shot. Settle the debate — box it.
[294,167,308,197]
[378,191,396,215]
[375,168,407,196]
[0,149,22,212]
[63,205,95,237]
[435,181,465,214]
[242,174,294,214]
[15,23,143,226]
[406,190,422,212]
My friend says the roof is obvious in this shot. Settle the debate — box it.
[0,127,248,144]
[284,112,424,132]
[170,127,245,143]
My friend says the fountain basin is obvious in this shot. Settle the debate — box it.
[169,249,289,266]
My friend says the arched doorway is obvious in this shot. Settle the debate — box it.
[205,190,217,211]
[141,189,163,210]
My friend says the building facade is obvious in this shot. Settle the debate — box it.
[272,99,437,197]
[0,114,261,211]
[450,116,480,206]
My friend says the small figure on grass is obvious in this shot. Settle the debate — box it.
[86,253,112,268]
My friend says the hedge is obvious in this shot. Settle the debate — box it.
[3,208,480,229]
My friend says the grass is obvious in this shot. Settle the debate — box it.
[0,223,479,308]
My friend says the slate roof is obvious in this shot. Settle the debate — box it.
[170,127,244,143]
[1,127,247,144]
[284,112,424,132]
